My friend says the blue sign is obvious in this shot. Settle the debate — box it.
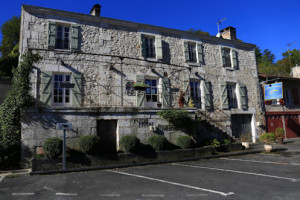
[264,82,283,100]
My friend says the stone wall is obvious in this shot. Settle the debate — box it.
[20,5,264,162]
[291,65,300,78]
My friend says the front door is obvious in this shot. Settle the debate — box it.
[97,120,117,153]
[231,114,252,138]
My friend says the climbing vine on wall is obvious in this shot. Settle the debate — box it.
[0,51,40,169]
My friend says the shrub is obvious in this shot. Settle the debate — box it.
[176,136,193,149]
[119,135,140,153]
[275,128,284,138]
[210,139,221,149]
[157,110,190,126]
[78,135,101,155]
[259,133,276,145]
[223,139,230,145]
[239,132,252,142]
[147,135,169,150]
[43,137,62,159]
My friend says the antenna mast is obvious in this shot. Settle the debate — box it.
[217,17,227,34]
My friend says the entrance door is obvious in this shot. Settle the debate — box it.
[97,120,117,153]
[231,114,252,138]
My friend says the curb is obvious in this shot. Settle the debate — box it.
[30,149,265,176]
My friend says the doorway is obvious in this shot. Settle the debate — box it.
[231,114,252,138]
[97,120,117,153]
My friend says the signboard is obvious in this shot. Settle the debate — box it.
[56,123,72,130]
[59,82,75,88]
[264,82,283,100]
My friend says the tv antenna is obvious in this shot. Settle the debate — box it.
[217,17,227,33]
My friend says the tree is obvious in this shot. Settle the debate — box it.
[0,16,20,57]
[262,49,275,65]
[187,28,210,36]
[257,48,277,75]
[0,16,20,77]
[255,46,263,65]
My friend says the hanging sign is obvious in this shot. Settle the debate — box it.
[264,82,283,100]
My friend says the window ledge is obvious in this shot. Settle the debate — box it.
[188,62,201,67]
[224,67,235,71]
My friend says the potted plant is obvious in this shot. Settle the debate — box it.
[275,127,284,144]
[132,83,149,91]
[157,101,162,108]
[239,132,252,150]
[259,132,276,153]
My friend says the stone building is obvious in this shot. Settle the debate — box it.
[20,4,263,161]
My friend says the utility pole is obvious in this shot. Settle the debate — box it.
[287,41,296,69]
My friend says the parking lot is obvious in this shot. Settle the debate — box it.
[1,144,300,200]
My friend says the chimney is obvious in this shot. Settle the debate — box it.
[90,4,101,17]
[220,26,236,40]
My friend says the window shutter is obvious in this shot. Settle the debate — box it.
[136,75,145,107]
[162,77,170,107]
[183,41,189,62]
[141,34,147,57]
[203,81,211,110]
[155,35,163,60]
[72,72,82,107]
[239,83,247,109]
[40,71,53,107]
[292,88,300,105]
[197,44,204,63]
[182,78,190,104]
[221,47,226,67]
[232,50,238,69]
[70,25,79,50]
[220,82,229,109]
[48,21,56,49]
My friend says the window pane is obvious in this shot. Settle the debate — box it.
[151,80,157,86]
[145,79,151,86]
[59,96,63,103]
[66,75,70,82]
[146,95,151,102]
[152,95,157,102]
[152,88,157,94]
[59,75,63,81]
[146,88,151,94]
[65,96,69,103]
[65,89,70,95]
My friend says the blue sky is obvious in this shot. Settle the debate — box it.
[1,0,299,61]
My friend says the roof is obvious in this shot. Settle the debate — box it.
[22,4,256,50]
[258,73,300,82]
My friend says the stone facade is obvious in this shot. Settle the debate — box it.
[291,65,300,78]
[20,5,263,162]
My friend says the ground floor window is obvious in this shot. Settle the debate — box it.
[227,83,237,109]
[53,74,71,105]
[145,78,158,107]
[190,81,201,108]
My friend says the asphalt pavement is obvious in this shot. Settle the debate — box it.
[0,139,300,200]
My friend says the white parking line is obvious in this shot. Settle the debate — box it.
[0,176,4,183]
[56,192,78,196]
[12,193,35,196]
[142,194,165,197]
[221,158,300,166]
[106,170,234,197]
[186,193,208,197]
[99,194,121,197]
[172,163,298,182]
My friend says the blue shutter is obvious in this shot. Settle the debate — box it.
[155,35,163,60]
[40,71,53,107]
[72,72,82,107]
[136,75,145,107]
[70,25,79,50]
[48,21,56,49]
[197,44,204,63]
[203,81,211,110]
[239,83,247,109]
[220,82,229,109]
[162,77,170,107]
[141,34,146,57]
[232,50,238,69]
[184,41,189,62]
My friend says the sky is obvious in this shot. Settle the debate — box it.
[0,0,299,61]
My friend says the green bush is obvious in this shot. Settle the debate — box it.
[259,132,276,144]
[223,139,230,145]
[147,135,169,150]
[43,137,62,159]
[176,136,193,149]
[210,139,221,149]
[275,128,284,138]
[119,135,140,153]
[77,135,101,155]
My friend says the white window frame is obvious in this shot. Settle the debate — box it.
[144,36,156,58]
[189,80,201,108]
[145,77,159,108]
[188,42,197,63]
[227,83,238,109]
[55,24,70,50]
[52,73,72,107]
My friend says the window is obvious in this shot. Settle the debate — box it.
[53,74,71,105]
[188,43,197,62]
[221,47,238,68]
[48,21,79,50]
[145,36,156,58]
[223,47,231,67]
[285,89,291,105]
[184,42,204,64]
[145,78,158,107]
[227,83,238,108]
[190,81,201,108]
[55,25,70,49]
